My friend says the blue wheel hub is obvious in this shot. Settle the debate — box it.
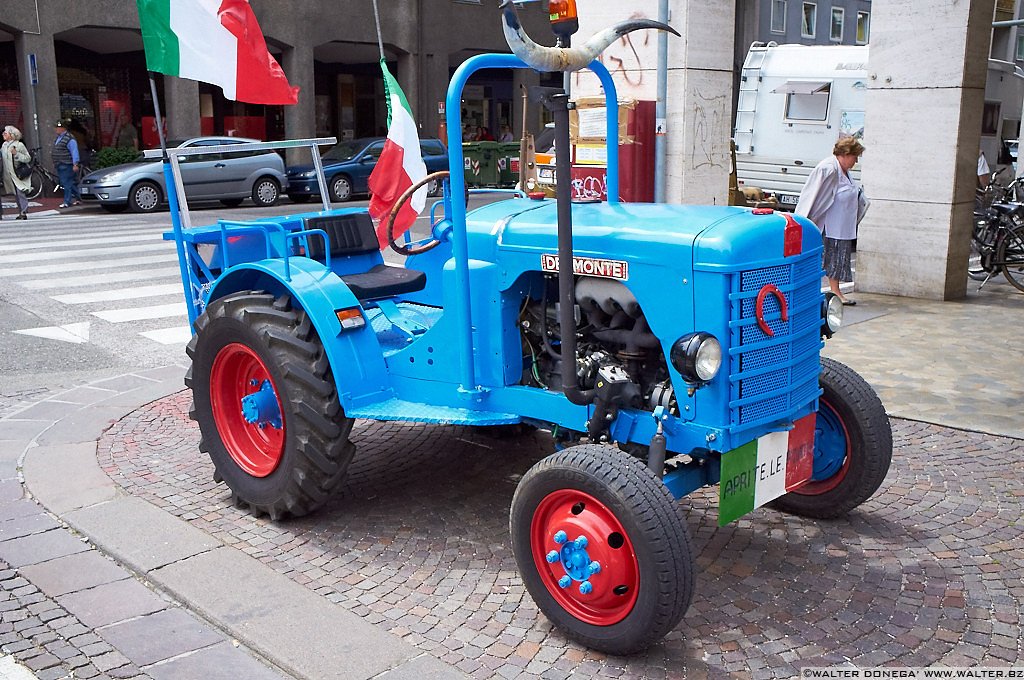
[812,401,846,481]
[240,379,283,429]
[545,530,602,595]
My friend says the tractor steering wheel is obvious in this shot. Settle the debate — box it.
[386,170,450,256]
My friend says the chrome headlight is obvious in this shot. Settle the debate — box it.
[670,332,722,384]
[301,170,318,178]
[822,293,843,338]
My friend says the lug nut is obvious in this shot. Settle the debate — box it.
[558,575,572,589]
[579,580,593,595]
[573,535,588,549]
[546,550,559,563]
[553,530,567,545]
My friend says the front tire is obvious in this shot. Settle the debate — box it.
[997,226,1024,292]
[769,357,892,519]
[26,170,45,200]
[128,180,162,213]
[185,291,355,520]
[510,445,694,655]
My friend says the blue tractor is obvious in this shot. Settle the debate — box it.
[168,16,891,656]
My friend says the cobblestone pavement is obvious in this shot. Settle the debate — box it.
[96,391,1024,679]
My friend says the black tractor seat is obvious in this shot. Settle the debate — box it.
[304,212,426,301]
[340,265,426,301]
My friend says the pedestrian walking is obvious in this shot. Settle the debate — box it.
[795,135,868,306]
[52,119,81,208]
[1,125,31,220]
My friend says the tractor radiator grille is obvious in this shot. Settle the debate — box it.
[727,254,823,432]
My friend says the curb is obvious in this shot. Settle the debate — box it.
[8,366,468,680]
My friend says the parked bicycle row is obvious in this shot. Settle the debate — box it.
[972,170,1024,293]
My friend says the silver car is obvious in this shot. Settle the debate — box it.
[79,136,289,213]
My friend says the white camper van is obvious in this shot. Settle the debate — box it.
[733,43,1024,208]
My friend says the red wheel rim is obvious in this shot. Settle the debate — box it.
[210,343,285,477]
[530,490,639,626]
[794,398,851,495]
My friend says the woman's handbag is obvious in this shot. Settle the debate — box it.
[15,161,32,180]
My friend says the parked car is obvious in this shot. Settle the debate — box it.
[286,137,448,203]
[79,136,289,213]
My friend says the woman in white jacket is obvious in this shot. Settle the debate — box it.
[795,136,867,306]
[1,125,32,220]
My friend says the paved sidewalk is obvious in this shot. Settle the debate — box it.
[0,278,1021,679]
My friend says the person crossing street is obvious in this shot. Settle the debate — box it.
[52,119,81,208]
[1,125,31,220]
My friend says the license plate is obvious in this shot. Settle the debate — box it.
[80,187,90,195]
[718,413,816,525]
[780,193,798,205]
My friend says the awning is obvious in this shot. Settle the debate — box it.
[771,80,831,95]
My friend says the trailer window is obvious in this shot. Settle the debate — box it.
[784,85,831,122]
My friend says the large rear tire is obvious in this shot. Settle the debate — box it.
[186,291,354,519]
[769,357,892,519]
[510,444,694,655]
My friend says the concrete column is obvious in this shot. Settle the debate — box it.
[857,0,994,300]
[511,68,541,139]
[665,0,736,205]
[163,77,201,140]
[419,52,452,141]
[282,43,315,165]
[15,32,59,162]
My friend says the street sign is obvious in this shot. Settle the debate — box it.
[28,53,38,85]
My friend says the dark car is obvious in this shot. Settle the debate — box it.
[79,136,288,213]
[286,137,448,203]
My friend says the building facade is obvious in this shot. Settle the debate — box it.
[0,0,551,164]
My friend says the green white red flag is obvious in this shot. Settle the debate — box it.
[136,0,299,105]
[368,60,428,250]
[718,413,816,525]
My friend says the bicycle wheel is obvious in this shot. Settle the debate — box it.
[969,215,997,281]
[25,169,44,200]
[997,226,1024,292]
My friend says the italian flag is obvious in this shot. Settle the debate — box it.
[718,413,817,525]
[368,60,429,250]
[137,0,299,105]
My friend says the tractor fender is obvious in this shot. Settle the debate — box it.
[206,259,391,407]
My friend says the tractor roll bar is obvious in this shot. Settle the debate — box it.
[444,54,619,397]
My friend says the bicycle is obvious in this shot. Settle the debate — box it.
[968,200,1024,292]
[23,147,92,201]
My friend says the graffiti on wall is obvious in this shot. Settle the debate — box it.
[690,88,729,171]
[572,9,659,100]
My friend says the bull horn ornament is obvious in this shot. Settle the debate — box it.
[499,0,680,73]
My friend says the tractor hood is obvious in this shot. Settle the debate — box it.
[464,199,821,270]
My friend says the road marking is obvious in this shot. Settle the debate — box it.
[0,242,171,264]
[18,267,183,290]
[13,322,90,344]
[92,302,187,322]
[0,233,162,252]
[140,326,193,345]
[0,254,176,277]
[52,283,183,304]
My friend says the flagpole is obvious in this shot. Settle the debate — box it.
[150,72,199,327]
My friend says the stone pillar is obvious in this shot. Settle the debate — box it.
[163,77,201,140]
[511,68,541,139]
[15,32,59,162]
[282,43,315,165]
[665,0,736,205]
[856,0,995,299]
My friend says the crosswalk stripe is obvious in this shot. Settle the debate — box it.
[0,233,161,252]
[140,326,194,345]
[18,267,183,290]
[91,302,187,322]
[52,283,184,304]
[0,253,176,277]
[0,242,172,264]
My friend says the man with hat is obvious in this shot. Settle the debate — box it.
[52,119,81,208]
